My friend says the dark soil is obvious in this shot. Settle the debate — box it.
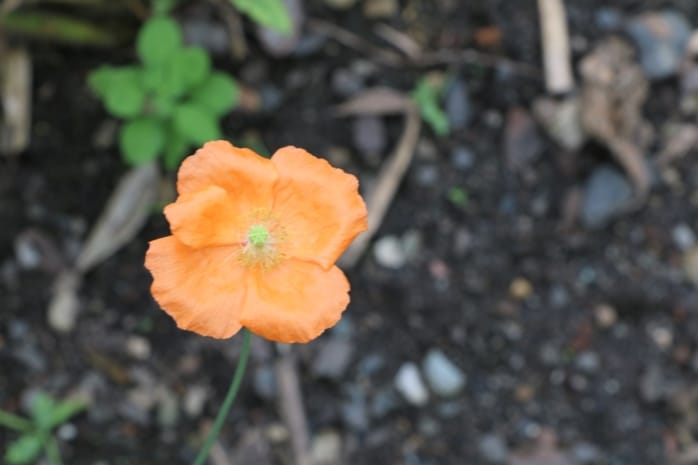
[3,1,698,464]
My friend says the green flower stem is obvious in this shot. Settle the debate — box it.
[192,329,252,465]
[0,409,33,432]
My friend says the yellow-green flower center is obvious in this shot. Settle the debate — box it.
[247,224,270,248]
[239,218,286,269]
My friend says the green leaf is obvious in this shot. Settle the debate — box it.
[173,103,221,145]
[174,47,211,91]
[46,399,86,430]
[30,393,56,431]
[119,118,165,165]
[137,16,182,67]
[232,0,291,34]
[5,434,43,465]
[189,72,240,116]
[411,76,449,137]
[163,130,190,170]
[89,66,145,118]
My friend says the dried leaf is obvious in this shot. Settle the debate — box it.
[333,87,411,116]
[76,162,159,272]
[0,46,31,156]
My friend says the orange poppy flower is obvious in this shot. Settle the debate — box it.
[145,141,368,343]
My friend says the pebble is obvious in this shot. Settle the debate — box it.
[182,18,229,54]
[374,235,406,269]
[571,442,601,464]
[370,386,400,418]
[479,433,509,463]
[56,423,78,441]
[331,68,363,97]
[422,349,466,397]
[156,387,179,429]
[595,7,623,31]
[625,10,692,79]
[357,353,385,377]
[647,324,673,350]
[352,116,387,161]
[445,79,472,130]
[413,164,439,187]
[581,166,633,229]
[125,336,151,360]
[14,234,42,269]
[575,351,601,373]
[363,0,398,18]
[310,431,342,465]
[509,277,533,300]
[341,386,369,431]
[450,146,476,171]
[312,337,353,380]
[672,224,696,250]
[594,303,618,328]
[183,385,208,418]
[394,363,429,406]
[253,365,277,400]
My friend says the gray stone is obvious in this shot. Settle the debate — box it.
[450,146,476,171]
[394,363,429,406]
[672,223,696,250]
[422,349,466,397]
[445,80,471,130]
[253,365,277,400]
[341,386,369,431]
[353,115,387,160]
[581,166,633,229]
[374,235,407,269]
[575,351,601,373]
[312,337,353,380]
[479,434,508,463]
[625,10,692,79]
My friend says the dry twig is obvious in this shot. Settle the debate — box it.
[537,0,575,93]
[335,88,421,268]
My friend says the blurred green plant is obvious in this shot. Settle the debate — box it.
[0,393,87,465]
[231,0,292,34]
[411,74,450,137]
[447,187,468,206]
[88,13,240,168]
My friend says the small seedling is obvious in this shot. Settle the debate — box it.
[411,74,450,137]
[447,187,468,206]
[231,0,292,34]
[88,14,240,168]
[1,392,87,465]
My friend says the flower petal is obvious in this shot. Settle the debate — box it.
[177,140,277,210]
[240,260,350,343]
[145,235,245,339]
[271,146,368,269]
[164,185,244,249]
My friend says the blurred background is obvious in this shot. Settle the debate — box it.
[2,0,698,464]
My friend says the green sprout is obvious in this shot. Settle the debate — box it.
[88,14,240,169]
[447,187,468,206]
[231,0,292,34]
[1,392,87,465]
[411,74,450,137]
